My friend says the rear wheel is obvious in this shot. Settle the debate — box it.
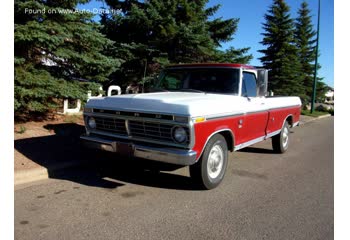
[190,134,228,190]
[272,121,289,153]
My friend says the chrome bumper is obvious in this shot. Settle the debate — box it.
[80,135,197,166]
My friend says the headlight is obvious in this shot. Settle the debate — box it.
[172,126,187,143]
[88,117,96,129]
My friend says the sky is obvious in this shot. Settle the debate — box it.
[78,0,334,87]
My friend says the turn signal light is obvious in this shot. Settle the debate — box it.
[195,117,206,123]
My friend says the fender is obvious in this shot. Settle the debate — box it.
[195,128,235,162]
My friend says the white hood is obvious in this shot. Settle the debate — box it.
[86,92,245,117]
[86,92,301,117]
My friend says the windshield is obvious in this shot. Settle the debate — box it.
[154,68,240,94]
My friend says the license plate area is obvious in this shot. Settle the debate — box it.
[116,142,134,157]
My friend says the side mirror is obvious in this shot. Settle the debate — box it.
[257,69,268,97]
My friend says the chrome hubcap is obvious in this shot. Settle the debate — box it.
[207,145,224,179]
[282,126,289,148]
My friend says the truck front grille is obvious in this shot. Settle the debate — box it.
[89,115,190,146]
[129,120,174,142]
[94,117,127,135]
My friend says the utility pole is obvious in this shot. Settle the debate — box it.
[311,0,321,113]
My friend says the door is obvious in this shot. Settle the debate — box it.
[239,71,269,143]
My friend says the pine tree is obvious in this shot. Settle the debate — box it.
[295,1,323,103]
[15,0,120,119]
[101,0,252,86]
[259,0,303,96]
[213,47,252,63]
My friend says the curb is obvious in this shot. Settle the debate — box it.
[15,168,50,186]
[299,114,332,125]
[14,162,83,186]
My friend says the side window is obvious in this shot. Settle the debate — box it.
[242,72,257,97]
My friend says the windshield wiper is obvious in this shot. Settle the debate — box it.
[176,88,205,93]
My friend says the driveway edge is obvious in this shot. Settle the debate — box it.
[299,114,332,125]
[14,162,82,186]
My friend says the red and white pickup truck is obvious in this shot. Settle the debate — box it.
[81,63,301,189]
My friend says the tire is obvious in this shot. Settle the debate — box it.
[190,134,228,190]
[272,121,290,153]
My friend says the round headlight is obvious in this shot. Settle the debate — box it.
[88,117,96,129]
[172,126,187,143]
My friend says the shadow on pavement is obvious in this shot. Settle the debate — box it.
[239,146,275,154]
[15,123,200,190]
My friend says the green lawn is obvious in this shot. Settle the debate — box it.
[301,109,330,117]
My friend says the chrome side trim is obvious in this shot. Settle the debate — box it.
[245,110,268,115]
[234,136,265,151]
[205,112,243,120]
[203,106,300,122]
[265,130,281,139]
[80,135,197,166]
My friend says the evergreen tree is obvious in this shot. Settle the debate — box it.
[213,47,252,63]
[295,1,323,103]
[315,81,328,102]
[15,0,120,119]
[259,0,303,97]
[101,0,252,86]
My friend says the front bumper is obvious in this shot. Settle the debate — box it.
[80,135,197,166]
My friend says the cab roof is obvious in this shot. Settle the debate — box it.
[167,63,256,69]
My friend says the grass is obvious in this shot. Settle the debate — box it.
[16,125,27,134]
[63,115,80,123]
[301,109,330,117]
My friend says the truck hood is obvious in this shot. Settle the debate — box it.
[86,92,245,117]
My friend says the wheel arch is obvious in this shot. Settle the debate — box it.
[283,114,293,128]
[196,129,235,161]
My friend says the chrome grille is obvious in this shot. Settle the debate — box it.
[129,120,190,144]
[94,117,127,135]
[88,114,190,146]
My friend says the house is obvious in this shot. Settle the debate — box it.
[324,86,334,104]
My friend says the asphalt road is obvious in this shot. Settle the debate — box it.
[15,117,334,240]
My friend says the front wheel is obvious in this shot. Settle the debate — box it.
[190,134,228,190]
[272,121,290,153]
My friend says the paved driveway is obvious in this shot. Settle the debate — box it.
[15,117,334,240]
